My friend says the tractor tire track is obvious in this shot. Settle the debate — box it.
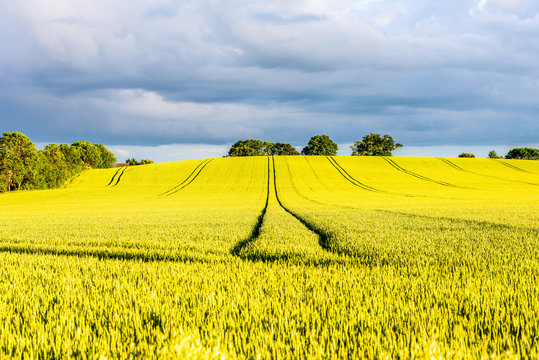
[106,168,123,187]
[272,157,335,254]
[382,157,468,189]
[437,158,474,173]
[438,158,539,186]
[159,159,211,196]
[496,160,533,173]
[112,167,129,187]
[162,159,215,197]
[0,243,225,263]
[285,157,348,208]
[231,157,337,262]
[326,156,386,193]
[230,157,270,256]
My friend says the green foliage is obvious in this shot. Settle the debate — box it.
[458,153,476,158]
[272,142,299,155]
[59,144,83,174]
[228,140,297,156]
[96,143,117,168]
[350,133,402,156]
[72,141,116,168]
[37,143,70,188]
[0,132,115,192]
[126,158,155,166]
[505,147,539,160]
[488,150,502,159]
[0,131,39,190]
[301,135,338,155]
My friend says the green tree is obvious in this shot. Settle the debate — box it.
[59,144,83,174]
[38,143,69,188]
[272,143,299,155]
[72,141,102,168]
[96,144,117,168]
[505,148,539,160]
[139,159,154,165]
[350,134,402,156]
[126,158,139,166]
[0,132,39,191]
[488,150,502,159]
[301,135,338,156]
[458,153,475,158]
[228,140,273,157]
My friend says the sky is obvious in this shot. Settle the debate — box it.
[1,0,538,162]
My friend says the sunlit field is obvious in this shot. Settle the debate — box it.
[1,156,538,358]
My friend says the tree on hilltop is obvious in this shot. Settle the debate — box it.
[488,150,502,159]
[272,143,299,155]
[505,148,539,160]
[301,135,338,156]
[350,133,402,156]
[228,140,298,156]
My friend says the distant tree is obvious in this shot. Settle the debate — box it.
[228,140,267,157]
[227,140,295,156]
[126,158,154,166]
[488,150,502,159]
[271,143,299,155]
[0,132,39,191]
[301,135,338,156]
[126,158,139,166]
[505,147,539,160]
[350,133,402,156]
[458,153,475,158]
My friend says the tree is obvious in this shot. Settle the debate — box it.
[126,158,139,166]
[72,141,102,168]
[0,132,39,191]
[38,143,69,188]
[350,133,402,156]
[227,140,297,156]
[458,153,475,158]
[72,141,116,168]
[301,135,338,156]
[228,140,267,157]
[96,144,117,168]
[271,143,299,155]
[505,148,539,160]
[488,150,502,159]
[59,144,83,174]
[125,158,154,166]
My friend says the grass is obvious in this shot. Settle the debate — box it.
[0,156,538,358]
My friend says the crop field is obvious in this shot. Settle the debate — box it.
[0,156,538,358]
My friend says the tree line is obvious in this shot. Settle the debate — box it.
[228,134,402,157]
[460,148,539,160]
[0,132,117,192]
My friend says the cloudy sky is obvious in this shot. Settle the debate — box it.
[1,0,538,161]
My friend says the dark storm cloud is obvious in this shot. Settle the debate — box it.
[0,0,538,151]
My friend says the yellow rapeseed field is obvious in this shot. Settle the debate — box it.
[0,156,538,358]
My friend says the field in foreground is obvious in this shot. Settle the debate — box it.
[0,156,538,358]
